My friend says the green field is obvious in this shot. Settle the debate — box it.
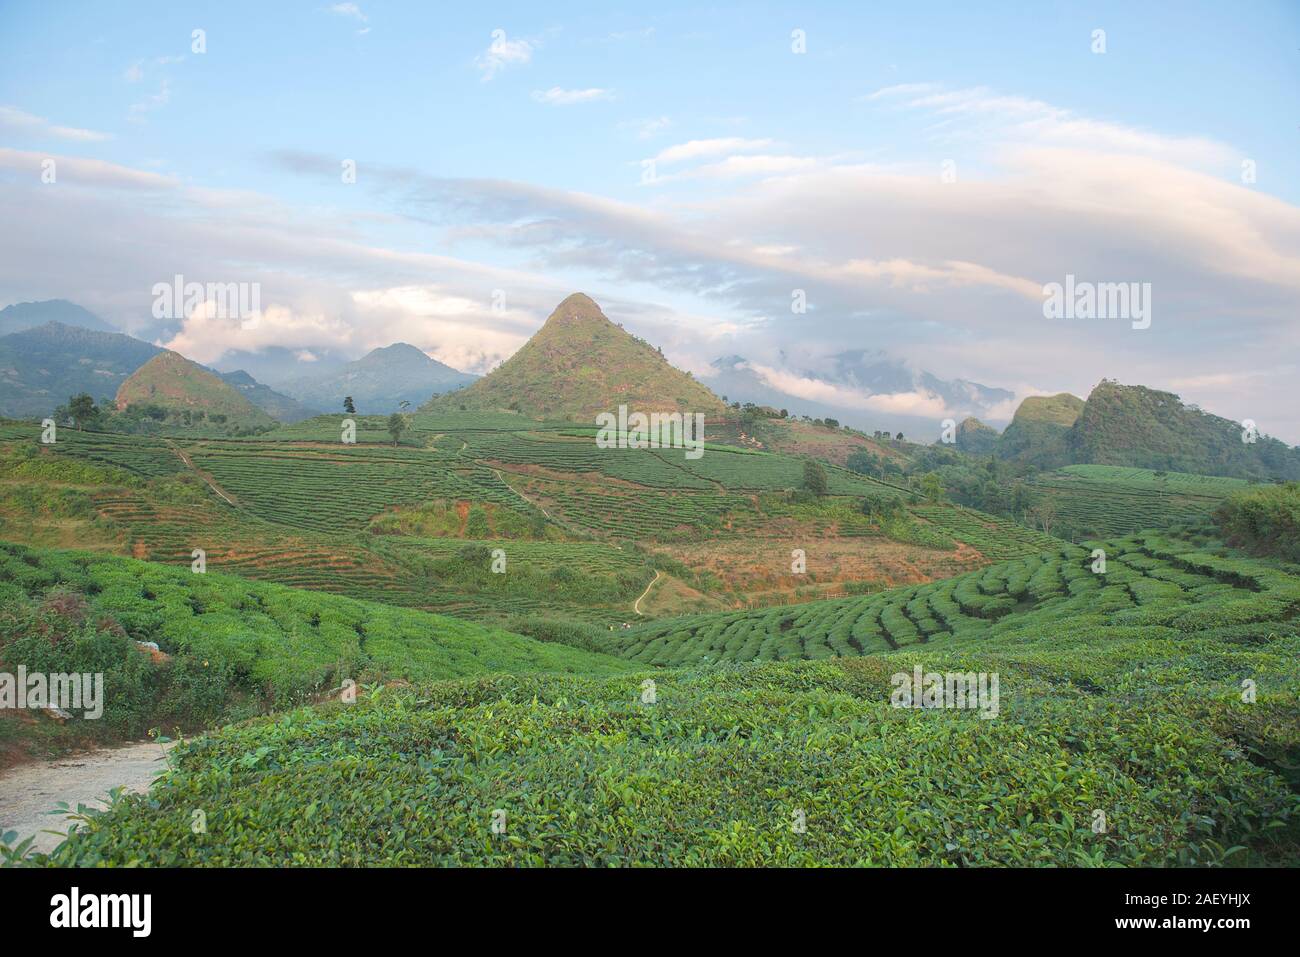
[608,529,1300,665]
[1027,465,1253,538]
[27,527,1300,866]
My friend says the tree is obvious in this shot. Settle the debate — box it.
[802,459,829,497]
[68,393,98,431]
[343,396,356,414]
[387,412,407,446]
[1028,500,1059,536]
[920,472,946,501]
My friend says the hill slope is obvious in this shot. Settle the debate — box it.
[995,392,1083,466]
[1066,380,1300,480]
[216,369,319,423]
[0,322,163,418]
[36,528,1300,866]
[115,351,276,427]
[281,342,475,414]
[424,293,727,420]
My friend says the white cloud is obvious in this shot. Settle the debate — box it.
[124,61,144,83]
[475,32,534,80]
[0,106,110,142]
[653,137,775,165]
[531,87,613,106]
[328,3,367,21]
[871,83,1237,168]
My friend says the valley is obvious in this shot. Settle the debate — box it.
[0,293,1297,869]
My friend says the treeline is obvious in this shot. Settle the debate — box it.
[47,393,273,437]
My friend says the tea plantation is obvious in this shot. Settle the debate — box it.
[33,545,1300,864]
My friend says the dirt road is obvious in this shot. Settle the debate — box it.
[0,741,173,854]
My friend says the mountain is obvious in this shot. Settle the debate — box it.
[955,417,999,455]
[281,342,475,415]
[0,322,163,418]
[1064,380,1300,480]
[990,381,1300,481]
[0,299,115,336]
[705,351,1014,437]
[422,293,726,420]
[995,393,1084,466]
[211,346,350,390]
[215,370,319,424]
[116,351,276,427]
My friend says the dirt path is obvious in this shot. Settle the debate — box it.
[0,741,174,854]
[164,440,239,506]
[490,467,558,522]
[633,570,662,616]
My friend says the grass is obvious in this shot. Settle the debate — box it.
[0,542,634,749]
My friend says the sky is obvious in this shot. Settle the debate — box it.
[1,1,1297,440]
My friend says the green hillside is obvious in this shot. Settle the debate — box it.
[422,293,727,420]
[606,528,1300,664]
[1025,465,1252,538]
[994,392,1083,466]
[0,542,632,755]
[0,322,162,418]
[1067,380,1300,480]
[954,416,998,455]
[35,527,1300,867]
[116,351,277,429]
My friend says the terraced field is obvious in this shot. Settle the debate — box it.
[32,529,1300,867]
[1027,465,1251,538]
[609,530,1300,666]
[0,419,1078,625]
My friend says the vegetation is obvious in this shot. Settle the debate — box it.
[26,527,1300,866]
[115,352,276,431]
[1215,482,1300,563]
[422,294,726,420]
[0,542,632,754]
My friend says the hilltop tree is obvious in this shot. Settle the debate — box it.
[387,412,407,446]
[343,396,356,414]
[802,459,829,497]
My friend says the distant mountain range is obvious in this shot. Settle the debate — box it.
[0,321,163,418]
[278,342,477,415]
[422,293,725,420]
[215,370,319,424]
[0,299,116,336]
[0,301,475,421]
[705,351,1014,434]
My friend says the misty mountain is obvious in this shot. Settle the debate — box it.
[214,370,320,424]
[281,342,477,414]
[0,299,116,336]
[705,351,1014,436]
[0,322,164,418]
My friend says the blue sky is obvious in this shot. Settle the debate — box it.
[1,1,1298,438]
